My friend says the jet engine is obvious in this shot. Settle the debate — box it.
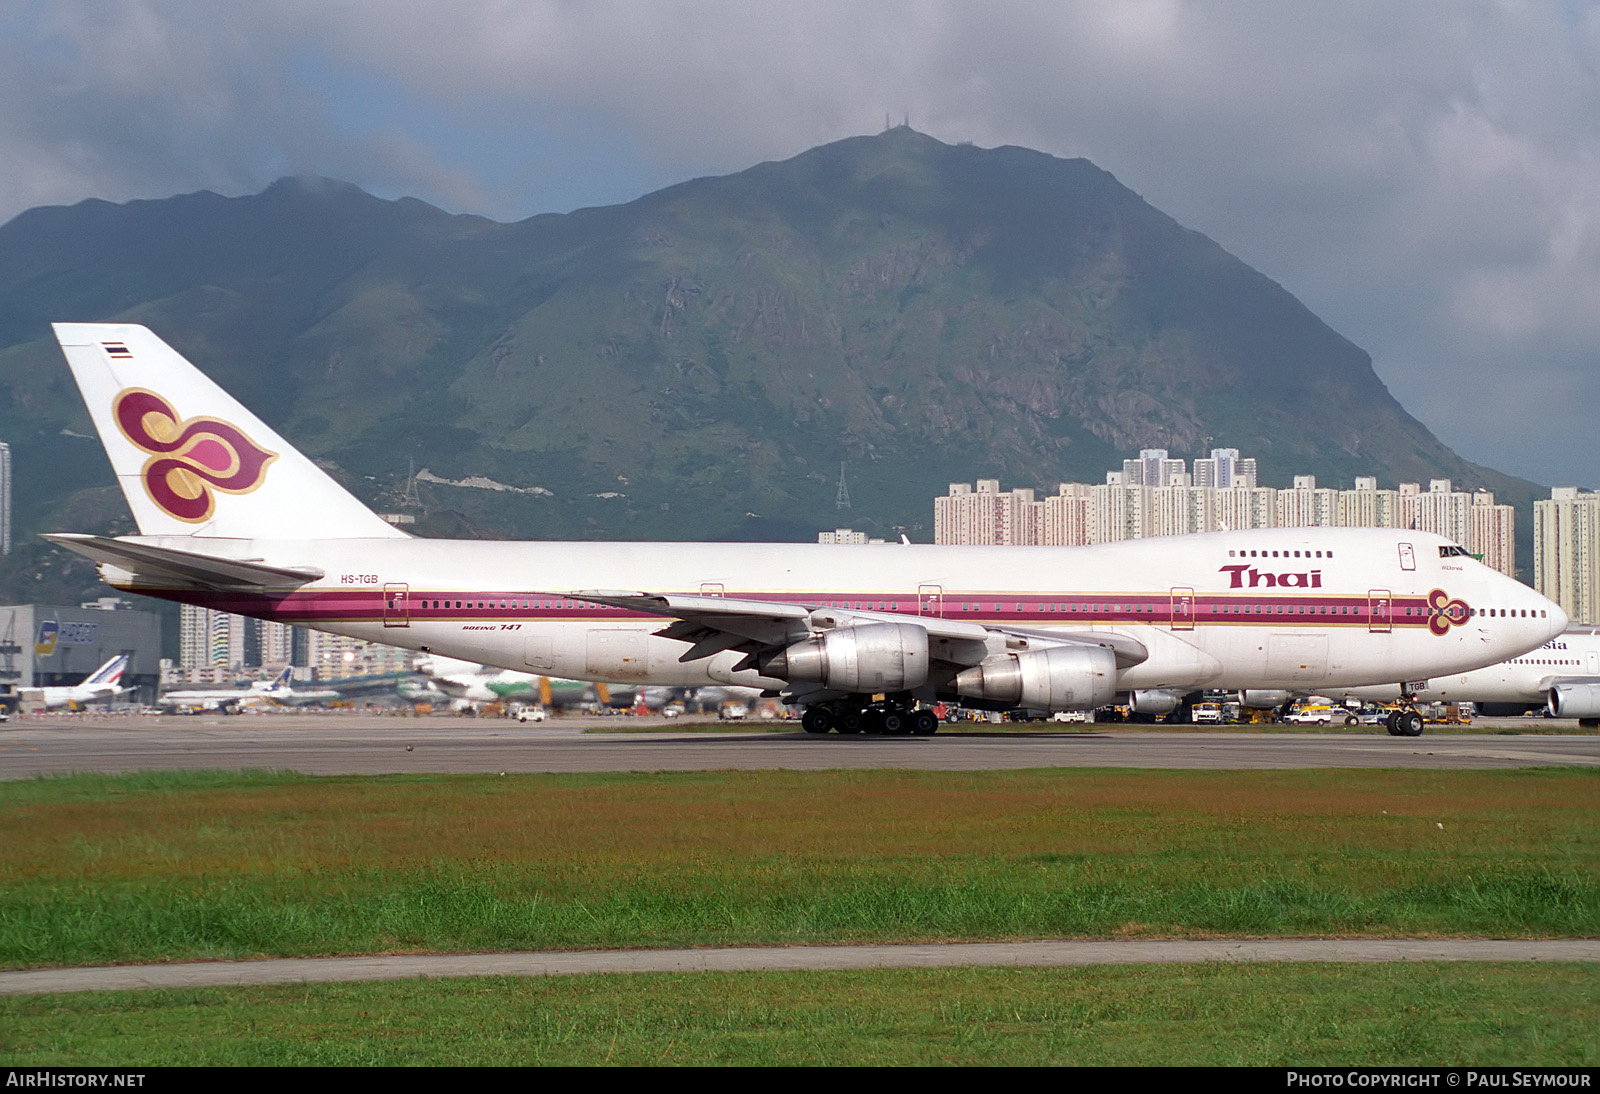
[1128,689,1185,715]
[1238,690,1292,709]
[762,621,929,693]
[1546,682,1600,719]
[953,644,1116,712]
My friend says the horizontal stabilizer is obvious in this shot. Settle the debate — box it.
[42,533,323,590]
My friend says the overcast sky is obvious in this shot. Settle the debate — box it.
[3,1,1595,487]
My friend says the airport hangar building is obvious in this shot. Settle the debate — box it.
[0,600,162,707]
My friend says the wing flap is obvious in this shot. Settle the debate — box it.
[567,590,809,648]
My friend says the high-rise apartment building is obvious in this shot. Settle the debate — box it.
[1192,448,1257,490]
[1339,477,1401,529]
[933,479,1023,545]
[1535,488,1600,624]
[177,605,300,678]
[1123,449,1188,488]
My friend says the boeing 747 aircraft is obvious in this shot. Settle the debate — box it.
[46,324,1568,735]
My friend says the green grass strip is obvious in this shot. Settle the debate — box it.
[3,964,1596,1066]
[2,768,1595,967]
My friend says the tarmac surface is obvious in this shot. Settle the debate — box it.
[0,711,1595,778]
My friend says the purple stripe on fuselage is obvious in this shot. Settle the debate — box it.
[129,586,1455,630]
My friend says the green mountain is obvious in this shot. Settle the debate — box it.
[0,127,1540,606]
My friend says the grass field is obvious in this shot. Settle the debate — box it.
[3,964,1596,1065]
[2,768,1595,968]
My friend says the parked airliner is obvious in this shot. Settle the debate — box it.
[159,667,338,713]
[47,324,1568,735]
[1341,627,1600,729]
[15,653,130,710]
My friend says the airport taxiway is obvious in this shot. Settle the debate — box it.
[5,938,1596,996]
[1,713,1594,778]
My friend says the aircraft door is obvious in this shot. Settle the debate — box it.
[1368,590,1392,633]
[700,583,725,598]
[1170,587,1195,631]
[383,583,410,628]
[1398,543,1416,571]
[917,585,944,617]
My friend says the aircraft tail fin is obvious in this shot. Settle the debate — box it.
[52,324,405,540]
[84,654,129,687]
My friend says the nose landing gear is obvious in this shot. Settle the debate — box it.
[1385,707,1425,737]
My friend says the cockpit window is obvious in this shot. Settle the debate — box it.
[1439,545,1470,558]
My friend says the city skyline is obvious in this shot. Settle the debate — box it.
[935,447,1519,581]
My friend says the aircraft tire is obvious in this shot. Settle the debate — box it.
[837,710,865,734]
[911,710,939,736]
[880,709,906,735]
[1398,711,1424,737]
[1344,714,1358,727]
[801,708,834,735]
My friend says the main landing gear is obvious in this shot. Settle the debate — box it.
[801,700,940,736]
[1385,708,1424,737]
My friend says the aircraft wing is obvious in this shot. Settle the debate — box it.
[566,590,1146,671]
[567,591,815,662]
[41,533,323,590]
[270,688,341,706]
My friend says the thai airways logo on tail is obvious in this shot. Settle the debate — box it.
[112,388,278,523]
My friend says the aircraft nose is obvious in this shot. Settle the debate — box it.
[1543,598,1570,639]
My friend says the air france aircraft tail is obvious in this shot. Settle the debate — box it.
[85,653,129,688]
[52,324,403,541]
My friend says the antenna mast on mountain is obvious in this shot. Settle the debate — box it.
[402,457,421,508]
[836,462,852,510]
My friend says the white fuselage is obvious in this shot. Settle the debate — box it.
[1343,629,1600,705]
[117,527,1565,698]
[18,682,123,709]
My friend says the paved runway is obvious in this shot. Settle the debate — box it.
[1,713,1595,777]
[4,939,1596,996]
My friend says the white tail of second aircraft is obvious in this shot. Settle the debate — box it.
[53,323,404,541]
[84,653,129,688]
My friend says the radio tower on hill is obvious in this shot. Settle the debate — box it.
[836,462,852,510]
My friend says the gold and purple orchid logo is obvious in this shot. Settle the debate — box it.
[113,388,277,523]
[1427,588,1471,636]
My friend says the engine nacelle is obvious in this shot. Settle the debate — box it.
[1128,689,1185,715]
[1238,690,1292,710]
[953,644,1117,712]
[1546,682,1600,719]
[763,621,929,693]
